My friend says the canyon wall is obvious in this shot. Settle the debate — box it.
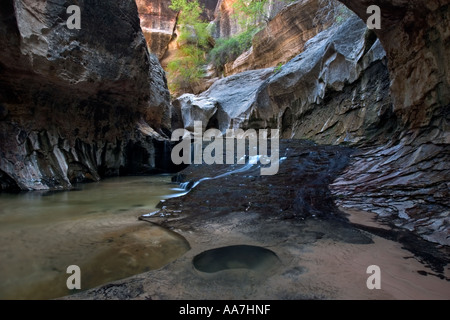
[212,0,287,39]
[137,0,178,60]
[140,0,307,84]
[172,8,449,245]
[331,0,450,245]
[339,0,449,131]
[175,16,393,144]
[0,0,172,191]
[138,0,219,66]
[224,0,326,76]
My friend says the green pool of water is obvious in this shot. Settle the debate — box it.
[0,175,189,299]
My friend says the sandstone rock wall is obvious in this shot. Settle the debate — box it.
[211,0,243,39]
[138,0,219,64]
[212,0,287,39]
[170,13,449,245]
[330,0,450,246]
[339,0,449,131]
[174,16,392,142]
[224,0,326,76]
[0,0,173,191]
[137,0,178,60]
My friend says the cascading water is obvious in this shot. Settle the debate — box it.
[178,155,288,191]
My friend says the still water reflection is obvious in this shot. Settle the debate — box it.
[0,175,189,299]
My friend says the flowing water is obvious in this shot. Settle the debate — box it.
[0,175,190,300]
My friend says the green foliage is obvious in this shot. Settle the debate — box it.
[167,0,211,93]
[169,0,210,49]
[274,62,283,73]
[232,0,296,28]
[169,0,202,24]
[207,0,271,73]
[166,0,304,93]
[208,27,259,72]
[232,0,270,28]
[167,44,206,93]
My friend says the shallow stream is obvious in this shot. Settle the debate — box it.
[0,175,189,299]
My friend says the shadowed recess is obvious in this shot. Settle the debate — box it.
[193,245,280,273]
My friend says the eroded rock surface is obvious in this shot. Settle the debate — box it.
[330,0,450,246]
[331,128,450,246]
[170,13,449,247]
[249,15,393,144]
[140,0,219,65]
[181,16,393,143]
[212,0,287,39]
[0,0,172,191]
[172,94,219,131]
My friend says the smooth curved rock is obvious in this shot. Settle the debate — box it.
[173,94,219,132]
[173,68,274,132]
[249,15,393,144]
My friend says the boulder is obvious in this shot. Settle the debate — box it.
[173,68,274,132]
[173,94,219,132]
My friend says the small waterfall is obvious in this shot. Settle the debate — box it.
[179,181,191,190]
[178,155,288,191]
[179,155,261,191]
[143,155,288,217]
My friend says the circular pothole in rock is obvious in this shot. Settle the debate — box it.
[193,245,280,273]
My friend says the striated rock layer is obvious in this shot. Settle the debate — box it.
[340,0,449,130]
[329,0,450,245]
[138,0,219,64]
[65,140,450,300]
[212,0,287,39]
[224,0,326,76]
[0,0,173,191]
